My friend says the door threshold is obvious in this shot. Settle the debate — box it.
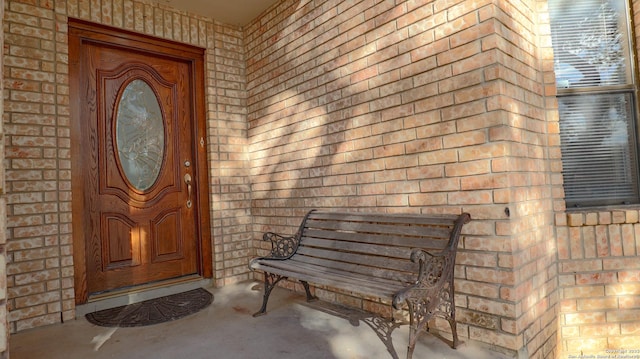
[76,275,212,317]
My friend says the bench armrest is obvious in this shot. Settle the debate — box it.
[392,248,455,309]
[412,249,451,285]
[260,231,300,259]
[251,210,316,264]
[248,232,300,271]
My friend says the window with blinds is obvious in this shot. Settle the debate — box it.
[549,0,639,207]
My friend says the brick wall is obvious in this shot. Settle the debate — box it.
[208,22,253,285]
[556,210,640,355]
[3,0,73,333]
[3,0,251,332]
[245,0,558,357]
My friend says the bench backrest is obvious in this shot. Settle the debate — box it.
[292,210,471,284]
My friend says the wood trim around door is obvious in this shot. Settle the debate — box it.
[69,18,212,304]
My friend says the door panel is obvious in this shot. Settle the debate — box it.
[70,19,212,301]
[102,214,140,270]
[152,209,183,261]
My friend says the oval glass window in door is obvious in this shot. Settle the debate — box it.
[115,79,165,191]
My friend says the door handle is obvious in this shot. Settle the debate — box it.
[184,173,192,208]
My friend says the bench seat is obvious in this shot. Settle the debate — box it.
[251,259,408,300]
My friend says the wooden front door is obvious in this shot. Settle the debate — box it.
[70,20,212,303]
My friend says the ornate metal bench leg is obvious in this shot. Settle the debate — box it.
[300,280,318,302]
[407,327,418,359]
[449,316,458,349]
[404,298,437,359]
[253,273,286,317]
[446,284,459,348]
[406,300,419,359]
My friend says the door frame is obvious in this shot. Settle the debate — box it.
[69,19,212,304]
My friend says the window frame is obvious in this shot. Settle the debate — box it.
[549,0,640,208]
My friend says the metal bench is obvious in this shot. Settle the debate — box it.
[249,209,471,359]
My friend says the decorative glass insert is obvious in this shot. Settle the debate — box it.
[115,79,165,191]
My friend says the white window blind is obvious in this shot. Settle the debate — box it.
[549,0,631,88]
[549,0,639,207]
[558,93,637,204]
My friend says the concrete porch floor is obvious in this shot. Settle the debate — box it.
[10,281,512,359]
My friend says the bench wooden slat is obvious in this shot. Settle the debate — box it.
[251,260,404,298]
[253,265,396,299]
[302,229,448,251]
[295,246,417,274]
[301,237,415,259]
[305,218,452,239]
[255,259,404,291]
[308,211,461,226]
[289,255,416,283]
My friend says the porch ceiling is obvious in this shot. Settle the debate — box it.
[152,0,280,26]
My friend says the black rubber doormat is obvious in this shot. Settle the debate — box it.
[85,288,213,327]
